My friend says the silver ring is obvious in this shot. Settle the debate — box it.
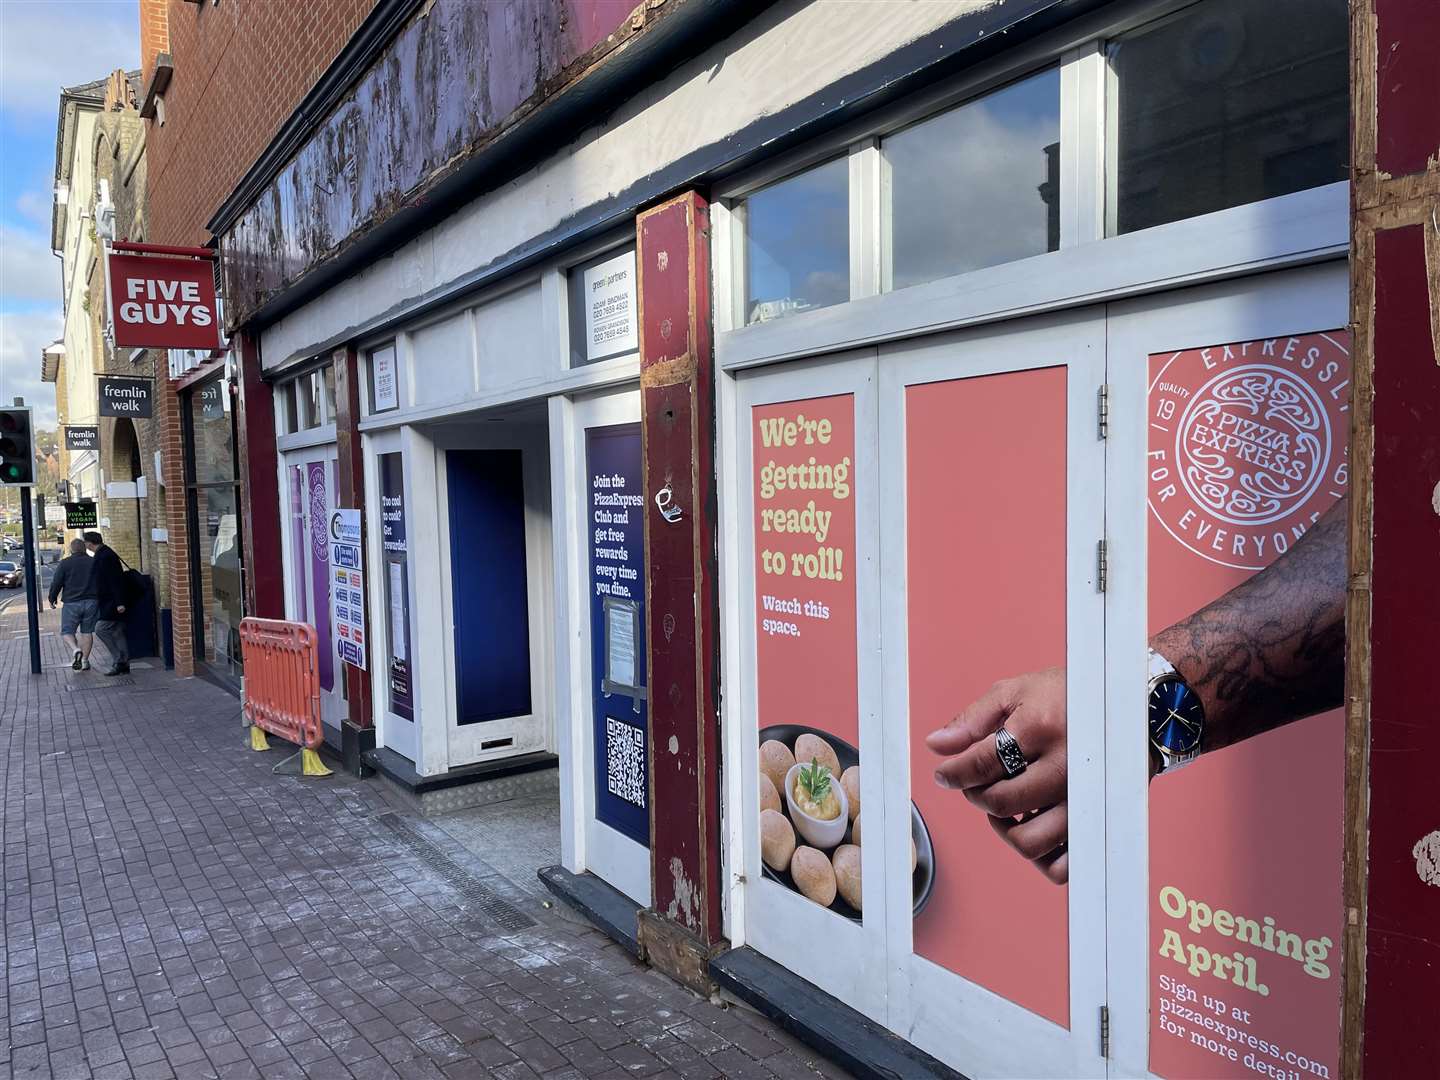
[994,726,1028,778]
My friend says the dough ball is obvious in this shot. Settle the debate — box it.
[851,813,862,845]
[760,809,796,872]
[791,846,837,908]
[911,835,918,873]
[793,733,840,777]
[759,740,797,796]
[760,773,781,815]
[832,844,862,911]
[840,765,861,821]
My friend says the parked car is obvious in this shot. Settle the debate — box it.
[0,561,23,588]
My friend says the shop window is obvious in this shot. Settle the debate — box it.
[885,68,1060,290]
[1110,0,1348,235]
[741,157,849,324]
[567,244,639,367]
[192,382,234,484]
[183,377,244,686]
[280,367,335,432]
[301,369,324,427]
[322,364,337,423]
[282,382,299,434]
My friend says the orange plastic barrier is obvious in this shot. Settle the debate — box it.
[239,617,331,776]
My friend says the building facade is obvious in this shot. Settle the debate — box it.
[136,0,376,683]
[45,70,170,658]
[137,0,1437,1076]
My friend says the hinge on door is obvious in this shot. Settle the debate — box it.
[1100,1004,1110,1057]
[1097,539,1108,593]
[1097,383,1110,439]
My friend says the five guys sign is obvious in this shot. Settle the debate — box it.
[105,245,221,350]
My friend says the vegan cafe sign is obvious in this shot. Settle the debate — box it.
[105,247,221,350]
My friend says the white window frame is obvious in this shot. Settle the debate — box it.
[550,386,652,907]
[274,361,338,450]
[710,0,1348,372]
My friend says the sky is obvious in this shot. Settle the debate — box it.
[0,0,140,429]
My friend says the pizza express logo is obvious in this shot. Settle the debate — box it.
[1149,334,1350,571]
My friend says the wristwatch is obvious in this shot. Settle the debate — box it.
[1148,648,1205,775]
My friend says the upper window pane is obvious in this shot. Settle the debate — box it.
[886,68,1060,291]
[190,380,234,485]
[300,371,322,429]
[282,382,299,434]
[1111,0,1348,235]
[742,157,849,324]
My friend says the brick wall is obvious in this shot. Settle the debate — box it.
[139,0,373,673]
[159,376,193,677]
[88,87,170,602]
[142,0,376,248]
[139,0,168,93]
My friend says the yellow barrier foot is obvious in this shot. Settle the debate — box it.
[271,747,334,778]
[249,726,271,751]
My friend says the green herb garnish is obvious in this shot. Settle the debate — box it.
[797,758,832,803]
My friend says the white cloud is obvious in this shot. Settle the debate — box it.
[888,99,1060,287]
[0,1,140,119]
[15,188,50,225]
[0,308,63,426]
[0,224,62,303]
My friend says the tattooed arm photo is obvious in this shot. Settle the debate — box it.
[925,496,1349,884]
[1149,495,1347,752]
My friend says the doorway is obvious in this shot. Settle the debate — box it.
[428,409,553,772]
[445,448,536,745]
[724,262,1350,1078]
[280,447,347,743]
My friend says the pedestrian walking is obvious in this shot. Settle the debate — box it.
[49,538,98,670]
[84,531,131,676]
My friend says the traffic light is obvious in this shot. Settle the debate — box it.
[0,408,35,486]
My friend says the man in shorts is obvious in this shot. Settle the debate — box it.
[49,538,97,670]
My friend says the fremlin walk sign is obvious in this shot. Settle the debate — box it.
[98,376,153,419]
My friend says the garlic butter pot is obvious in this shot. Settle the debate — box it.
[784,762,849,849]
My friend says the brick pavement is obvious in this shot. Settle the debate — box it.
[0,604,850,1080]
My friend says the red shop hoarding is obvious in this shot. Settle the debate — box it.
[105,246,221,350]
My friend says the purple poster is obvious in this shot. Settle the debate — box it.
[307,461,334,692]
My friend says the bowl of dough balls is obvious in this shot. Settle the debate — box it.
[758,724,935,920]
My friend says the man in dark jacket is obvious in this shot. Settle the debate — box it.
[49,538,97,670]
[84,531,130,676]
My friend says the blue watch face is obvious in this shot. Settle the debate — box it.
[1150,675,1204,755]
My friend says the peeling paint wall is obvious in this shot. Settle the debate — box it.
[221,0,647,325]
[258,0,999,368]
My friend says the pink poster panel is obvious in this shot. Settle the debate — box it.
[753,396,861,919]
[1146,333,1350,1079]
[907,367,1070,1029]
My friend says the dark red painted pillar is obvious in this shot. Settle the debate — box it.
[334,344,376,774]
[1362,223,1440,1078]
[635,191,724,988]
[1347,2,1440,1075]
[235,331,284,620]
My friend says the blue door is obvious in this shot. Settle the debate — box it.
[446,449,532,725]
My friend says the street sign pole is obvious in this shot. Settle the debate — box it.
[19,487,41,675]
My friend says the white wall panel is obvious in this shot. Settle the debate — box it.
[410,311,476,408]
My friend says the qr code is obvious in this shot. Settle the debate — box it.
[606,717,646,809]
